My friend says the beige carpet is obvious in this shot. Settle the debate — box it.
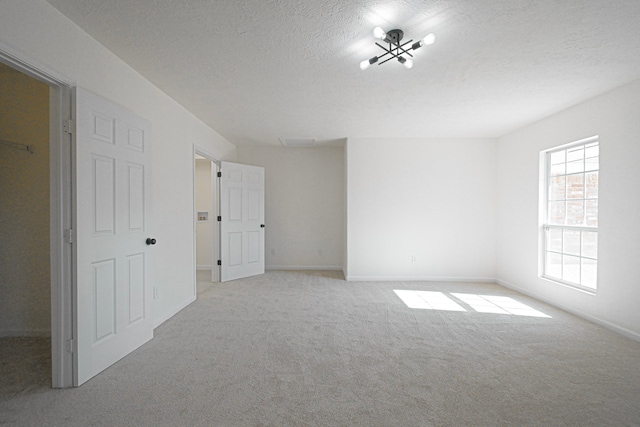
[1,270,639,426]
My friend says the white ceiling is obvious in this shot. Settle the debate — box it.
[46,0,640,146]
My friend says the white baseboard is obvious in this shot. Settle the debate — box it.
[496,278,640,343]
[0,330,51,338]
[196,265,212,270]
[153,294,196,329]
[267,265,343,271]
[345,275,497,282]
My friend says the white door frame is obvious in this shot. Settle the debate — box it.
[193,145,221,288]
[0,44,74,388]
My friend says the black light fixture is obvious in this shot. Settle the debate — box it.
[360,27,436,70]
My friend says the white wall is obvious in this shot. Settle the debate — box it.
[0,1,236,327]
[236,146,344,270]
[195,159,214,269]
[346,138,497,281]
[0,62,50,336]
[496,78,640,340]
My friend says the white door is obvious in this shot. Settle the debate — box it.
[74,88,154,385]
[220,161,265,281]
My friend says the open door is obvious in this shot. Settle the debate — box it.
[219,161,265,282]
[74,88,154,385]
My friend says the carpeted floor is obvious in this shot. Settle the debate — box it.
[1,270,639,426]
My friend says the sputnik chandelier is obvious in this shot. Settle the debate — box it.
[360,26,436,70]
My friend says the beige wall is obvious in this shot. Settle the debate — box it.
[237,146,344,270]
[0,62,50,336]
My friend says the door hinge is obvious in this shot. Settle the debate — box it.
[64,229,74,244]
[217,171,222,178]
[217,216,221,222]
[63,119,75,135]
[66,338,75,354]
[217,260,222,266]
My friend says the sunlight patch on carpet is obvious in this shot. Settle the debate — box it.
[393,290,465,311]
[394,290,551,318]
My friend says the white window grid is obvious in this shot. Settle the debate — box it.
[542,138,599,290]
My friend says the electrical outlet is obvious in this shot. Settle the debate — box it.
[318,249,323,257]
[270,248,277,256]
[411,255,417,264]
[153,287,158,299]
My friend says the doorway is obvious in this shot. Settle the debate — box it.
[194,149,220,295]
[0,50,73,388]
[0,60,51,393]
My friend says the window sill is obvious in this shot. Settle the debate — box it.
[540,275,597,295]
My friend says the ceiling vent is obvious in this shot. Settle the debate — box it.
[280,138,316,148]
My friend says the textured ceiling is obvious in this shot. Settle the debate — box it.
[46,0,640,146]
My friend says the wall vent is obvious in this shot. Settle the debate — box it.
[279,138,316,148]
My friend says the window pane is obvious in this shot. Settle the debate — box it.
[563,230,581,256]
[548,201,566,225]
[566,160,584,174]
[546,252,562,279]
[582,231,598,259]
[548,176,566,200]
[581,258,597,289]
[566,200,584,225]
[547,227,563,252]
[550,150,566,165]
[585,144,599,159]
[550,163,565,176]
[567,146,584,162]
[585,156,599,172]
[566,174,584,199]
[586,171,598,199]
[586,200,598,227]
[563,254,581,284]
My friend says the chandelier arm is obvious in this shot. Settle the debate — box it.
[374,43,395,64]
[377,56,397,65]
[394,40,415,57]
[376,42,400,63]
[375,42,393,55]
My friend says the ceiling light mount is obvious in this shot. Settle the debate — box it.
[360,27,435,70]
[384,29,404,45]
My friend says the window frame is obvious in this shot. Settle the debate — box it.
[540,136,599,293]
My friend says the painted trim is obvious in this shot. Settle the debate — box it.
[346,275,497,282]
[267,265,343,271]
[153,294,196,329]
[497,278,640,343]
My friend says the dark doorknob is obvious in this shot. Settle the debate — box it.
[260,224,265,228]
[146,238,157,245]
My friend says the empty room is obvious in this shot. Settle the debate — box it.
[1,1,639,426]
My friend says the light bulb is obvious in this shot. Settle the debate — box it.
[403,58,414,69]
[360,56,378,70]
[422,33,436,45]
[373,27,386,40]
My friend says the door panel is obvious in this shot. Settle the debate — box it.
[220,161,265,281]
[74,88,153,385]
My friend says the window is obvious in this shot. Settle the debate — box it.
[542,137,599,290]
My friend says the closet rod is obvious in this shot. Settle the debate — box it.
[0,138,34,154]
